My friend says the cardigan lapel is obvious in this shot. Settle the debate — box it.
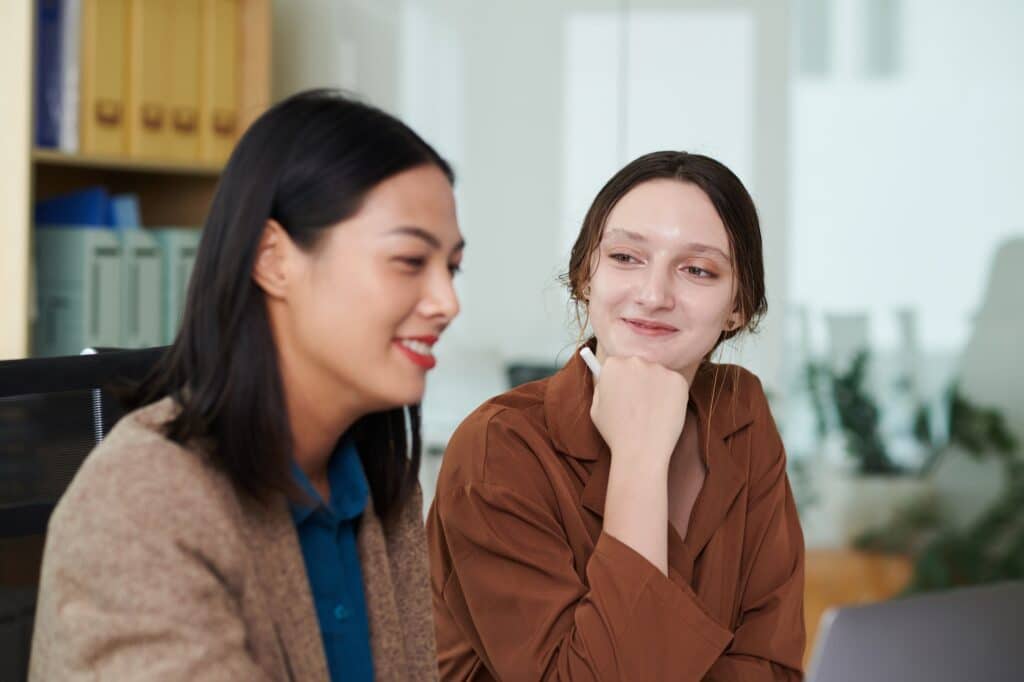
[357,485,439,682]
[240,494,330,681]
[358,497,407,681]
[241,474,438,682]
[384,485,440,682]
[145,397,329,680]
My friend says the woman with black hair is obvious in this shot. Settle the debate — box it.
[30,90,463,681]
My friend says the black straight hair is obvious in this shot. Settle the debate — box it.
[126,89,453,521]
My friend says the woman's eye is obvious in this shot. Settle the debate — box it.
[609,252,639,264]
[683,265,713,278]
[396,256,427,269]
[395,256,462,277]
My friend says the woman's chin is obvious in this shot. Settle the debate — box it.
[388,380,426,409]
[604,343,696,374]
[358,382,424,416]
[605,339,669,365]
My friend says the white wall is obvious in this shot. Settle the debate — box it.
[790,0,1024,354]
[273,0,402,110]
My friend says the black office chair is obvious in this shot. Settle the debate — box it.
[0,346,165,680]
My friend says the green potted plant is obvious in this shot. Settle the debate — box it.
[803,350,936,547]
[854,387,1022,592]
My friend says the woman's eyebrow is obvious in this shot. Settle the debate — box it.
[604,227,646,242]
[605,228,729,261]
[388,225,466,253]
[686,243,730,261]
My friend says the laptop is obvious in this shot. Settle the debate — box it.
[807,581,1024,682]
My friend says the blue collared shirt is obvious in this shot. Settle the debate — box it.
[289,437,373,682]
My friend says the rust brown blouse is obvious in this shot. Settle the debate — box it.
[427,352,806,681]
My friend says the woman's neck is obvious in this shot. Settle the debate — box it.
[279,354,363,494]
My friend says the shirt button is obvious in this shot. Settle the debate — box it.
[333,604,349,621]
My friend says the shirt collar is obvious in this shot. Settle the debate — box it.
[288,436,369,525]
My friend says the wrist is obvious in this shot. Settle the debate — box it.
[609,442,674,468]
[608,447,671,483]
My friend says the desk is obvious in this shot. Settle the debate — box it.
[804,549,913,667]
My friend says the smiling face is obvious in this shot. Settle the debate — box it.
[587,179,741,379]
[256,164,464,416]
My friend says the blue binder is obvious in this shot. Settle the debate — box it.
[35,0,64,149]
[111,194,142,228]
[34,187,115,227]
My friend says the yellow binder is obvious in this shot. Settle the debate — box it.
[127,0,203,161]
[126,0,165,158]
[165,0,202,161]
[80,0,129,156]
[200,0,240,164]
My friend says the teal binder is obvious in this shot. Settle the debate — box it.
[151,228,202,344]
[34,227,122,357]
[118,230,163,348]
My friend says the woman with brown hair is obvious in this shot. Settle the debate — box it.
[427,151,805,680]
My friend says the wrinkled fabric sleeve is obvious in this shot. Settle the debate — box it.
[704,431,806,681]
[29,450,271,681]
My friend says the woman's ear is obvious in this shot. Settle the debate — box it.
[252,219,292,299]
[724,303,746,332]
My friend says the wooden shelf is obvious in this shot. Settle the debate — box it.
[1,0,270,359]
[32,148,223,177]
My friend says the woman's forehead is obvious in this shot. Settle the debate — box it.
[604,180,730,252]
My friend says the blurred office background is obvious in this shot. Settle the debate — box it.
[2,0,1022,674]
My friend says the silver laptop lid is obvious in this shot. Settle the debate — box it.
[807,581,1024,682]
